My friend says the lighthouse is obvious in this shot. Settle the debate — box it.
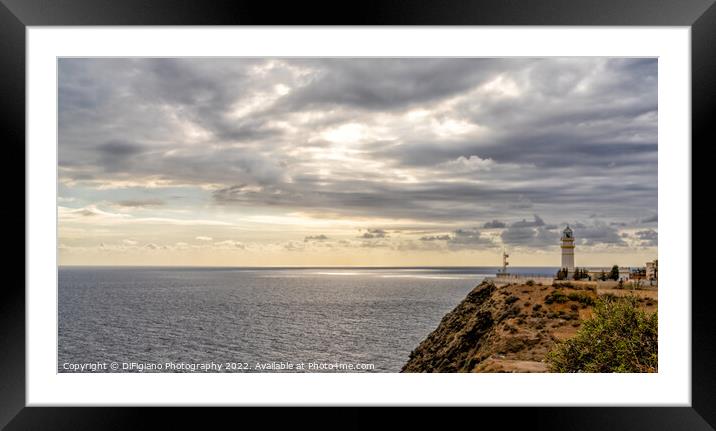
[560,225,575,273]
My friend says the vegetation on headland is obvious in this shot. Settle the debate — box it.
[546,295,658,373]
[555,267,591,281]
[556,265,626,281]
[609,265,620,281]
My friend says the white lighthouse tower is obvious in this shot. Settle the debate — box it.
[560,225,575,273]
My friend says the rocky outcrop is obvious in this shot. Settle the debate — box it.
[401,279,601,372]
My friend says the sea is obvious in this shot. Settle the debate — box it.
[58,266,557,373]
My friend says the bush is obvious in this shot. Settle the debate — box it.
[610,265,620,281]
[526,279,535,286]
[572,267,590,281]
[626,280,645,290]
[567,292,596,306]
[505,295,519,305]
[547,296,658,373]
[601,293,618,302]
[545,290,568,304]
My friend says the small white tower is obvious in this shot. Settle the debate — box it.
[560,225,575,273]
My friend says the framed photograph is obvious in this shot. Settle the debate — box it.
[4,0,710,428]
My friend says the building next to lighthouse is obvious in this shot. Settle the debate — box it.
[560,225,575,274]
[490,224,656,286]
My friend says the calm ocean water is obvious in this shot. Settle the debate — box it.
[58,266,556,373]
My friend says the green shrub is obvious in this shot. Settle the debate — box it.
[567,292,596,306]
[547,296,658,373]
[626,280,645,290]
[545,290,568,304]
[526,279,535,286]
[601,293,618,302]
[610,265,620,281]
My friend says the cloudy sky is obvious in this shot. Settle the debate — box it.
[58,58,657,267]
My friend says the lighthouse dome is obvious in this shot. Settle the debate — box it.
[563,225,573,238]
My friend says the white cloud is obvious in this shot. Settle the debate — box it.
[439,155,495,172]
[214,240,245,249]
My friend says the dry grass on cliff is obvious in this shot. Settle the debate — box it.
[401,279,658,373]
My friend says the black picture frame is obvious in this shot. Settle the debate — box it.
[2,0,710,429]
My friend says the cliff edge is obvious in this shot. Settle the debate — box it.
[401,279,656,373]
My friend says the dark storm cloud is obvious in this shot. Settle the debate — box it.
[483,220,506,229]
[501,224,558,247]
[91,140,146,173]
[359,229,388,239]
[280,58,519,112]
[420,234,451,241]
[510,215,545,228]
[447,228,496,250]
[500,218,631,248]
[58,58,657,249]
[129,58,285,142]
[209,173,655,225]
[501,214,556,247]
[577,222,628,246]
[97,140,144,157]
[375,136,656,170]
[635,229,658,246]
[502,227,538,246]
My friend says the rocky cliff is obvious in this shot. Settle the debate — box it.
[401,279,606,372]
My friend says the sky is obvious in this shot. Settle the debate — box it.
[58,58,657,267]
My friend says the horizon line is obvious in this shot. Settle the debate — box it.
[56,264,639,269]
[58,264,552,267]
